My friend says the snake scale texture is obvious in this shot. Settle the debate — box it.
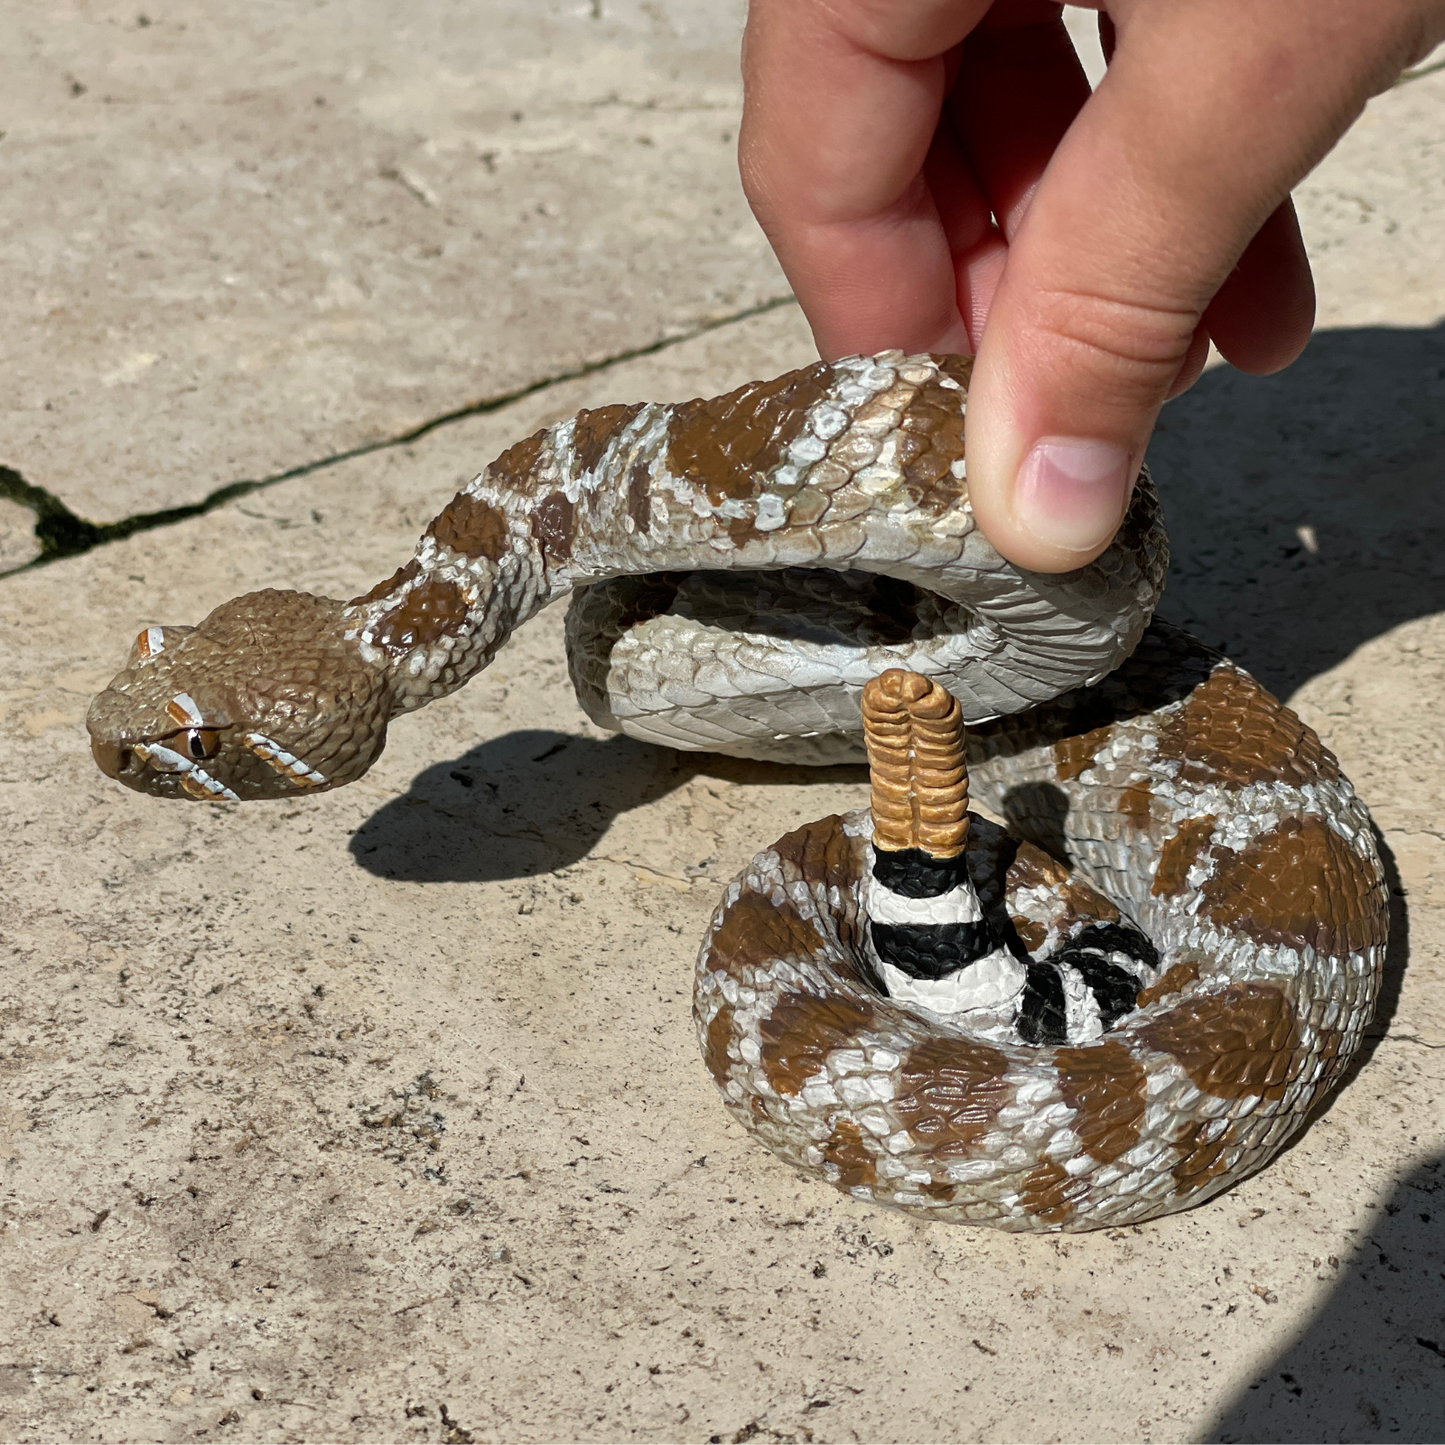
[88,351,1389,1231]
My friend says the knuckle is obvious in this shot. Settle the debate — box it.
[1028,286,1201,392]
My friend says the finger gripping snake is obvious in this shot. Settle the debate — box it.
[87,351,1388,1231]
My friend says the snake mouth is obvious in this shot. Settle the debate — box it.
[90,726,243,802]
[91,721,341,802]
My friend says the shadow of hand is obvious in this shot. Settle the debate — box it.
[1154,321,1445,698]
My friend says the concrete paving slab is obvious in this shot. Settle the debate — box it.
[1,0,779,525]
[1,9,1443,1445]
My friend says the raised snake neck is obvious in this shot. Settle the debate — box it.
[86,351,1387,1230]
[343,350,1167,762]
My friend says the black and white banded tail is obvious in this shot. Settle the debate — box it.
[859,669,1158,1046]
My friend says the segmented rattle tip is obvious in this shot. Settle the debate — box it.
[861,669,969,859]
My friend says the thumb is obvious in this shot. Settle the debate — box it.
[963,0,1428,573]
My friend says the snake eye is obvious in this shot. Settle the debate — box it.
[186,728,221,760]
[133,626,167,661]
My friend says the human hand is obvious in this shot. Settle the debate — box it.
[740,0,1445,572]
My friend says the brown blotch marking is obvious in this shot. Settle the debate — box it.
[425,492,510,562]
[1017,1160,1077,1225]
[572,401,645,475]
[626,457,652,534]
[1137,982,1300,1102]
[487,428,549,498]
[1055,877,1121,926]
[706,888,830,987]
[1053,722,1120,783]
[770,813,864,899]
[703,1001,735,1087]
[893,1036,1011,1159]
[1004,840,1070,891]
[1153,815,1219,898]
[1156,665,1342,789]
[772,815,868,958]
[1200,816,1385,956]
[1170,1117,1238,1195]
[1135,960,1200,1008]
[531,491,576,563]
[351,558,421,606]
[821,1119,877,1191]
[1004,840,1120,944]
[933,353,974,389]
[710,818,866,989]
[897,370,969,515]
[757,993,876,1099]
[372,576,470,651]
[1119,780,1154,829]
[664,361,836,510]
[723,514,762,546]
[1011,915,1048,953]
[1054,1041,1147,1164]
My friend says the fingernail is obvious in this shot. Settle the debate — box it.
[1014,437,1133,555]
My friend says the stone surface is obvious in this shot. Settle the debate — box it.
[0,0,781,524]
[0,497,41,572]
[1,6,1442,1444]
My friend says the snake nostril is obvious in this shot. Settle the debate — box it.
[90,736,125,778]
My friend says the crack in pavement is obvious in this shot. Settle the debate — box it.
[0,293,797,579]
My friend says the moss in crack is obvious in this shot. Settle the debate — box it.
[1,463,105,560]
[0,461,265,567]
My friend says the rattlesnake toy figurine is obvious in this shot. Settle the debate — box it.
[88,351,1388,1231]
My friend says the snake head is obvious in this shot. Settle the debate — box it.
[86,589,393,802]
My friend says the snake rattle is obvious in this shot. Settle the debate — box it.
[87,351,1387,1230]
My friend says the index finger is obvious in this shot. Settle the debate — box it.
[739,0,994,356]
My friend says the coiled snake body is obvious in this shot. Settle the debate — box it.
[88,352,1388,1231]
